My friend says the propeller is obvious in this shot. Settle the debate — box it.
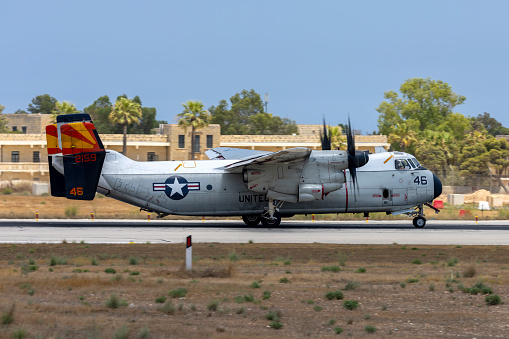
[345,117,369,200]
[320,118,331,151]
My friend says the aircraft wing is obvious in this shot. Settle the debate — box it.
[223,147,312,170]
[205,147,269,160]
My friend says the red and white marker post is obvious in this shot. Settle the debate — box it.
[186,235,192,271]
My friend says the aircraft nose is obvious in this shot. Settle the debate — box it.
[433,173,442,199]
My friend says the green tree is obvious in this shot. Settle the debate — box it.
[0,104,4,114]
[27,94,58,114]
[472,112,509,136]
[51,101,80,123]
[84,95,114,133]
[247,113,298,135]
[377,78,466,135]
[176,100,210,160]
[387,119,419,153]
[109,97,142,155]
[210,89,297,135]
[14,109,28,114]
[328,126,346,150]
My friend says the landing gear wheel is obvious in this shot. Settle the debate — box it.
[261,212,281,227]
[242,215,261,226]
[413,216,426,228]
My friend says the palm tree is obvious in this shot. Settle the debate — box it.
[109,97,142,155]
[51,101,80,123]
[328,126,347,150]
[388,121,418,152]
[176,100,210,160]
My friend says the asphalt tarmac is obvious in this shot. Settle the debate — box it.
[0,219,508,245]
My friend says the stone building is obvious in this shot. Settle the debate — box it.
[3,114,52,134]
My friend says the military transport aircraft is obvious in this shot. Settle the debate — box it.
[45,113,442,228]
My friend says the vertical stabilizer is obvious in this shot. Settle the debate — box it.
[45,114,106,200]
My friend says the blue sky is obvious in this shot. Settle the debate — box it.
[1,1,508,134]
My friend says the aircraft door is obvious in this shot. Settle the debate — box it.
[391,188,406,206]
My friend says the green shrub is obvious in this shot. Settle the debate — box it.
[447,257,458,266]
[113,325,130,339]
[314,305,323,311]
[265,310,280,321]
[343,281,359,290]
[342,300,359,310]
[279,277,291,283]
[128,256,139,265]
[463,282,493,295]
[250,281,260,288]
[1,304,15,325]
[365,325,377,333]
[49,255,68,266]
[429,283,435,291]
[2,187,13,195]
[485,295,502,305]
[229,252,239,261]
[12,328,26,339]
[406,278,419,283]
[138,326,150,339]
[399,282,406,288]
[91,257,98,266]
[207,300,219,311]
[355,267,366,273]
[321,266,341,272]
[168,287,187,298]
[243,294,254,302]
[104,268,116,274]
[158,300,176,314]
[269,321,283,329]
[105,294,127,309]
[129,271,140,276]
[334,326,343,334]
[411,259,421,265]
[262,291,271,300]
[155,296,167,303]
[325,290,344,300]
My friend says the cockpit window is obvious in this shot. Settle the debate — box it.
[407,159,416,168]
[395,159,412,170]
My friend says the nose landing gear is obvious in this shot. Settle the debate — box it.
[411,205,427,228]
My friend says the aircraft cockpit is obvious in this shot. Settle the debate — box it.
[395,158,421,170]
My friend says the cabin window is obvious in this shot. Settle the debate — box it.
[178,135,185,148]
[33,151,40,163]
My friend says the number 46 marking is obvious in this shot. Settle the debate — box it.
[414,176,428,185]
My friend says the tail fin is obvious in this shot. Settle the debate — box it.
[45,113,106,200]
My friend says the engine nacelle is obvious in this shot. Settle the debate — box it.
[298,183,343,202]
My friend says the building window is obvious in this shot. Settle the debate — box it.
[22,126,27,133]
[12,126,17,132]
[178,135,185,148]
[33,151,40,163]
[11,151,20,162]
[147,152,158,161]
[207,135,213,148]
[194,135,200,153]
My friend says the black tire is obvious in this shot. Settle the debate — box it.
[242,215,261,226]
[413,216,426,228]
[261,212,281,227]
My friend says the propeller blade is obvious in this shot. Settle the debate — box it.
[320,118,331,150]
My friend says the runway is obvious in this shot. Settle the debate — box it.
[1,219,508,245]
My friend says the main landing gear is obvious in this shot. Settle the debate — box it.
[241,198,283,227]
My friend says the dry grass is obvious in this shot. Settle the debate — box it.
[0,243,508,338]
